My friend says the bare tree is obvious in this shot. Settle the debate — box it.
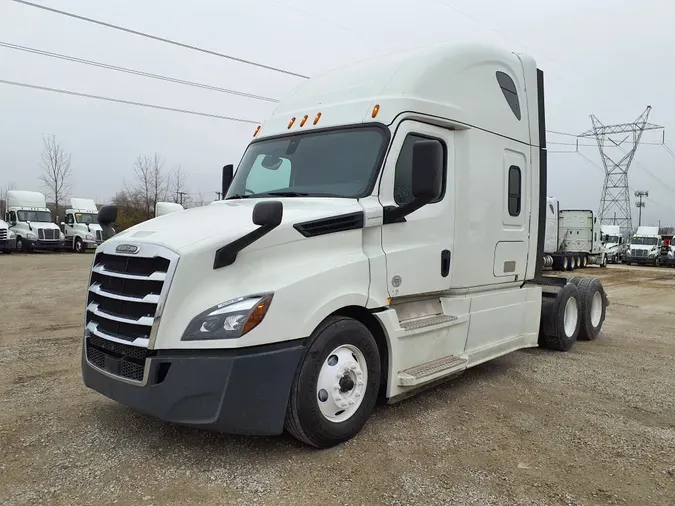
[194,189,207,207]
[38,134,73,220]
[128,153,168,219]
[169,165,191,207]
[0,181,17,217]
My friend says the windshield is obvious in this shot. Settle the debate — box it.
[226,126,387,199]
[606,235,620,243]
[76,213,98,224]
[632,236,658,246]
[17,210,52,223]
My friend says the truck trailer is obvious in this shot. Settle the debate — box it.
[81,42,610,448]
[543,197,607,271]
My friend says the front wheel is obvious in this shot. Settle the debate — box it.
[74,237,85,253]
[285,316,381,448]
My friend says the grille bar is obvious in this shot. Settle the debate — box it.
[86,321,150,348]
[91,263,167,281]
[87,302,154,326]
[0,229,7,240]
[89,283,161,304]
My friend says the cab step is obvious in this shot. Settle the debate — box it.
[397,354,468,386]
[399,314,457,331]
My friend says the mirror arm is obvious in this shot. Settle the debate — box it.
[383,196,432,225]
[213,223,277,269]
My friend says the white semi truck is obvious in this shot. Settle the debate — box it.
[0,218,16,253]
[601,225,626,264]
[542,197,607,271]
[81,42,610,448]
[61,198,105,253]
[625,226,662,266]
[5,190,64,252]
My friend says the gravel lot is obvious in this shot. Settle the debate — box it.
[1,253,674,506]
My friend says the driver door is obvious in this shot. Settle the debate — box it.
[378,120,455,298]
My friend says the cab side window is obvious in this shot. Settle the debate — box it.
[9,211,16,223]
[394,134,446,205]
[66,214,74,225]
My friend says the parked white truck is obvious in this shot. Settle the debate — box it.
[5,190,64,252]
[625,226,662,266]
[601,225,626,264]
[81,42,610,448]
[0,218,16,253]
[61,198,105,253]
[542,197,607,271]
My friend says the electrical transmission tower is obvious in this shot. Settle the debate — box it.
[579,106,663,236]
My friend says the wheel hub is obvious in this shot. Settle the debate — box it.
[316,345,368,422]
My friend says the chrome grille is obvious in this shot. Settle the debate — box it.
[631,249,647,258]
[84,243,178,383]
[96,230,103,242]
[38,228,58,240]
[0,229,6,240]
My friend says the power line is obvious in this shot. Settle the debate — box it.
[10,0,309,79]
[0,79,259,124]
[0,41,280,103]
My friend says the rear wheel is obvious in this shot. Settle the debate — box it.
[539,282,581,351]
[568,278,607,340]
[285,316,381,448]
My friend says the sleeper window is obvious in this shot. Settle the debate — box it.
[508,165,521,216]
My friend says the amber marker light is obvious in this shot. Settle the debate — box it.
[253,125,261,136]
[300,114,309,127]
[288,117,296,129]
[313,112,322,125]
[372,104,380,118]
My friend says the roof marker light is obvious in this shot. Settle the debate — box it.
[253,125,261,137]
[313,112,322,125]
[372,104,380,118]
[288,117,296,129]
[300,114,309,127]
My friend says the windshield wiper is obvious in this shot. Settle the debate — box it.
[225,194,252,199]
[254,191,311,197]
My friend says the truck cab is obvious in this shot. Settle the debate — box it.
[626,226,661,266]
[81,42,609,448]
[6,190,64,252]
[61,198,104,253]
[601,225,625,264]
[0,218,16,254]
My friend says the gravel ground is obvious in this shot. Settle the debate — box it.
[1,254,674,506]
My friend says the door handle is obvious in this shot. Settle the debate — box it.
[441,250,451,277]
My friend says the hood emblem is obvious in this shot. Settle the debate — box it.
[116,243,140,254]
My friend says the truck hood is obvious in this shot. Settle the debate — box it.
[630,244,657,251]
[28,222,60,231]
[109,198,364,254]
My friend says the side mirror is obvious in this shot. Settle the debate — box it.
[97,205,118,225]
[384,139,443,224]
[412,140,443,201]
[253,200,283,227]
[222,164,234,198]
[60,222,65,227]
[213,200,283,269]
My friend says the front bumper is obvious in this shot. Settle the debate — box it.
[627,256,658,264]
[82,338,306,435]
[0,238,16,250]
[26,239,64,250]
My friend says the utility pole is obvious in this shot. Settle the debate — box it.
[215,191,222,200]
[580,106,663,237]
[176,191,187,206]
[634,190,648,228]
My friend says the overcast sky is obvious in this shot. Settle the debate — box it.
[1,0,674,226]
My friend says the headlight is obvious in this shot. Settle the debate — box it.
[625,250,631,256]
[649,250,657,257]
[60,232,65,240]
[8,230,15,239]
[181,294,273,341]
[26,232,37,240]
[85,234,94,240]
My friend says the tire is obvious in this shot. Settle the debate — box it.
[75,237,85,253]
[582,255,588,268]
[600,255,608,268]
[561,256,569,271]
[566,255,575,271]
[568,278,606,341]
[285,316,381,448]
[538,282,581,351]
[16,236,27,253]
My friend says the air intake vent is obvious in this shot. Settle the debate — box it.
[294,212,364,238]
